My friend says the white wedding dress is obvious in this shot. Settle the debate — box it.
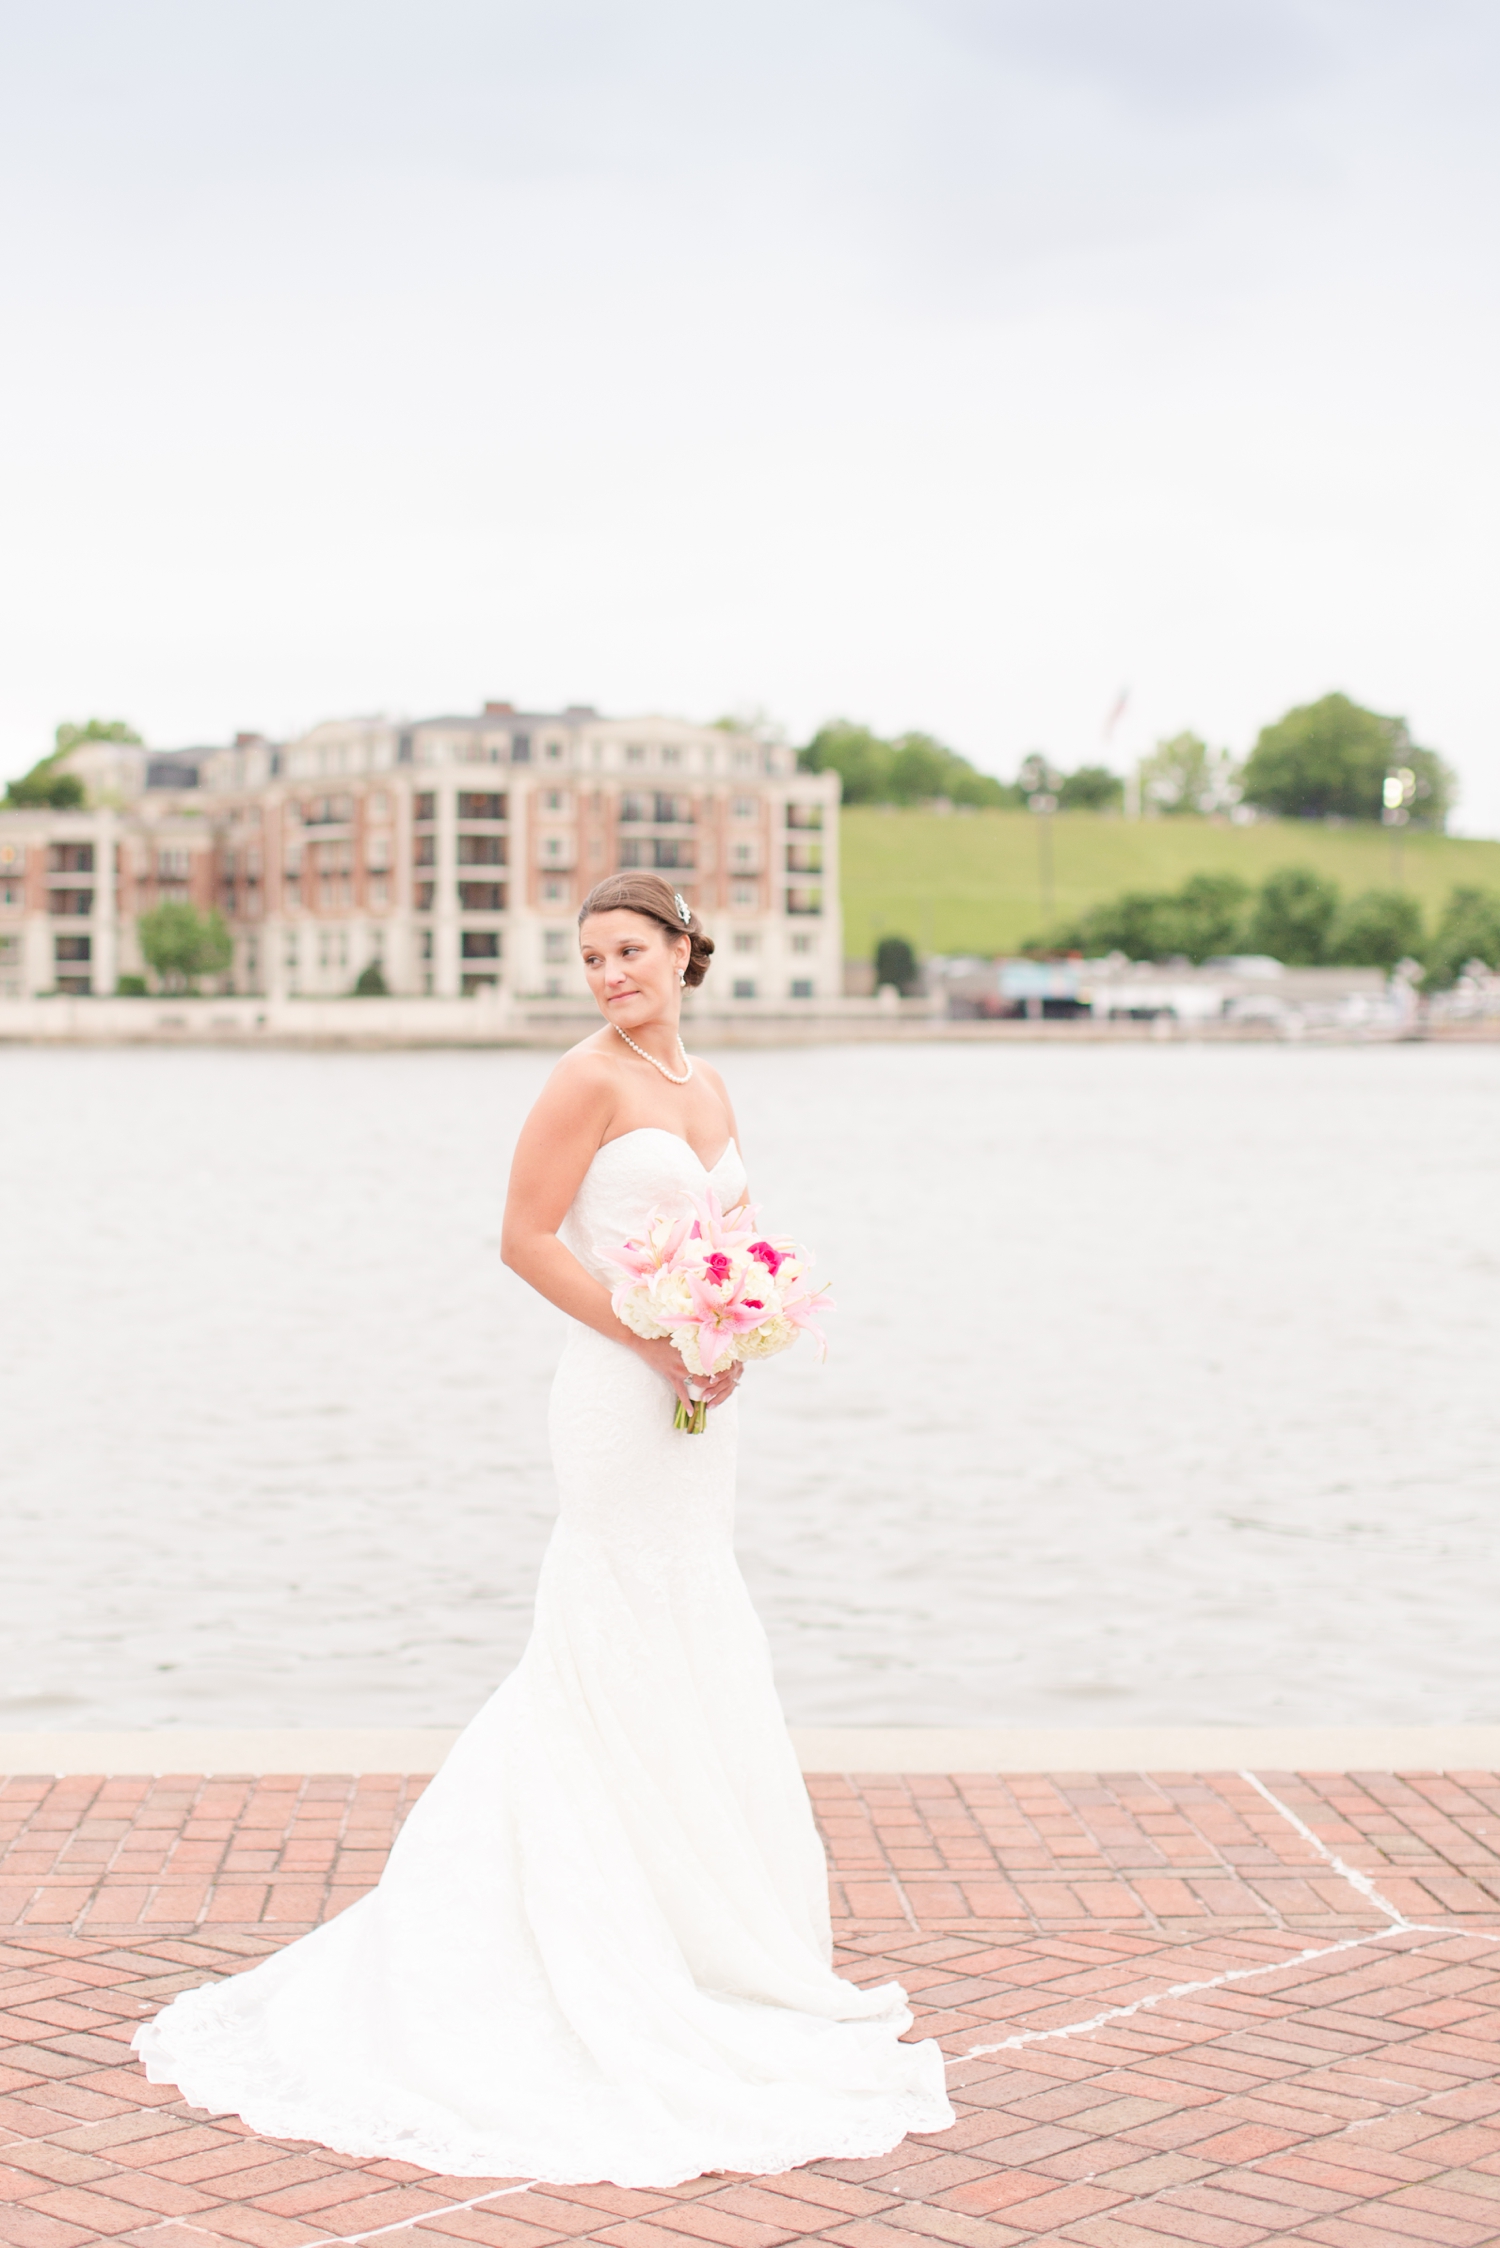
[135,1129,952,2186]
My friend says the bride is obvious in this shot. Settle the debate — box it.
[134,870,953,2187]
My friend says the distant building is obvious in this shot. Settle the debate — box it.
[0,707,841,1004]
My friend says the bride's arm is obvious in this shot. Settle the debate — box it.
[500,1053,737,1410]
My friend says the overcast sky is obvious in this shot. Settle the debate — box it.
[3,1,1498,828]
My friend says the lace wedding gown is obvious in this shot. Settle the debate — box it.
[135,1128,952,2186]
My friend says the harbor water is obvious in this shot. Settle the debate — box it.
[2,1039,1497,1731]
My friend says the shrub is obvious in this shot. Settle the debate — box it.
[1246,866,1340,964]
[1425,887,1500,989]
[137,903,233,991]
[1326,889,1425,968]
[1035,873,1248,964]
[874,934,920,992]
[353,959,390,997]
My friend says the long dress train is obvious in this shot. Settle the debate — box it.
[134,1129,953,2186]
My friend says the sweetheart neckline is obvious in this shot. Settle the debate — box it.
[595,1125,737,1175]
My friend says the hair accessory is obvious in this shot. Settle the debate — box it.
[673,891,691,925]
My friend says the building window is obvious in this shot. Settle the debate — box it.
[786,887,823,915]
[662,744,681,765]
[414,835,437,866]
[733,978,756,1000]
[790,978,814,999]
[48,843,95,873]
[461,931,501,959]
[731,797,756,820]
[419,930,434,960]
[458,880,506,910]
[512,734,532,763]
[544,740,563,760]
[541,878,568,903]
[786,803,823,829]
[369,791,389,820]
[732,932,759,954]
[55,974,91,996]
[370,876,389,909]
[732,882,758,907]
[414,792,436,822]
[619,793,649,824]
[462,972,500,995]
[626,743,646,764]
[415,882,435,910]
[543,930,570,963]
[543,789,568,812]
[790,932,815,954]
[457,792,506,820]
[54,935,91,962]
[457,834,506,865]
[785,842,822,872]
[732,842,755,867]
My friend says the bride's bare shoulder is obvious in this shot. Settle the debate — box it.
[534,1034,624,1116]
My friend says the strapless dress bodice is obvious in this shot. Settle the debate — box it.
[558,1128,748,1287]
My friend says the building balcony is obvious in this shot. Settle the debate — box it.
[786,885,824,915]
[48,890,94,917]
[619,792,693,825]
[459,881,507,912]
[619,838,694,871]
[457,835,507,866]
[785,843,823,873]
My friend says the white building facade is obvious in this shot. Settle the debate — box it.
[0,707,840,1006]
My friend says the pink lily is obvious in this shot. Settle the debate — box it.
[679,1264,776,1372]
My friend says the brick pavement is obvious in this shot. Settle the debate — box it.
[2,1765,1499,2246]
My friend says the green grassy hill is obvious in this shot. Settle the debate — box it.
[840,806,1500,957]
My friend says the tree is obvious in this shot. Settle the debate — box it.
[4,761,85,809]
[1241,693,1453,826]
[1136,732,1241,816]
[353,959,389,996]
[799,720,1018,807]
[1326,889,1425,968]
[53,718,143,756]
[1034,871,1248,963]
[1164,873,1251,960]
[1425,886,1500,989]
[1246,865,1340,963]
[137,903,233,992]
[1057,764,1123,811]
[874,934,919,993]
[4,718,142,809]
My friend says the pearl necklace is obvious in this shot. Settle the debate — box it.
[612,1022,693,1084]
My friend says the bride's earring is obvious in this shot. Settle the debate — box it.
[678,969,686,986]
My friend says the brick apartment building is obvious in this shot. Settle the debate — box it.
[0,706,840,1005]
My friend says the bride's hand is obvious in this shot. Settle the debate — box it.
[628,1335,742,1412]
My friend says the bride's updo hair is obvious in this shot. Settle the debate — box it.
[577,872,715,987]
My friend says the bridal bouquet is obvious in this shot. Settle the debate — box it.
[607,1188,832,1432]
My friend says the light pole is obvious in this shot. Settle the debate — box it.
[1383,766,1416,884]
